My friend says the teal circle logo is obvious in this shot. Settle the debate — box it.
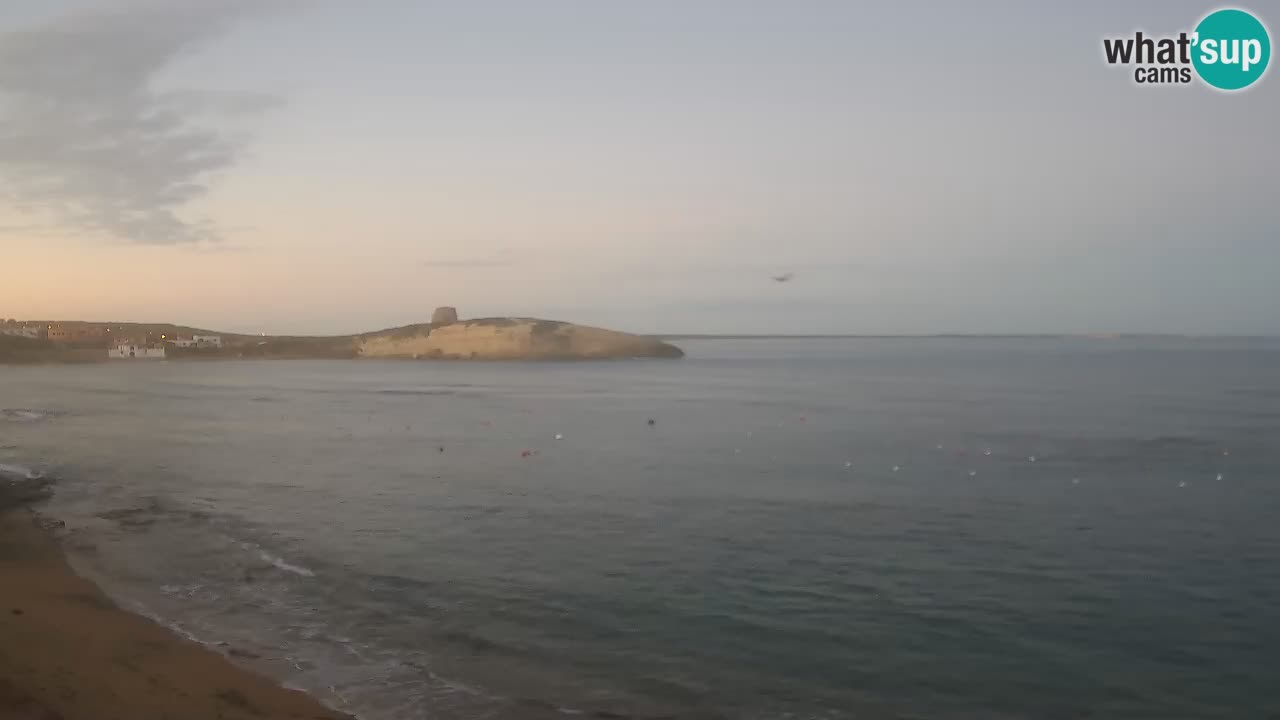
[1192,8,1271,90]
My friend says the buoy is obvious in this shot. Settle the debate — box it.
[1216,473,1223,481]
[554,433,563,440]
[892,465,900,472]
[1028,456,1037,462]
[968,470,977,477]
[844,461,852,468]
[521,449,535,458]
[647,419,655,426]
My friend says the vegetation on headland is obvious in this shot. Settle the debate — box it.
[0,335,105,364]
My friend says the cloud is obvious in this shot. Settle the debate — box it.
[0,1,281,245]
[421,247,522,268]
[420,258,517,269]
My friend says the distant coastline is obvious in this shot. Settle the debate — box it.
[0,310,684,364]
[6,322,1271,365]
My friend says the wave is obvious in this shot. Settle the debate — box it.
[160,583,205,599]
[259,550,316,578]
[1,408,60,422]
[128,601,211,647]
[1135,435,1217,449]
[0,462,44,481]
[122,599,362,719]
[375,388,459,396]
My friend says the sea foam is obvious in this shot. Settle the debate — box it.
[260,551,316,578]
[0,463,43,481]
[1,408,56,422]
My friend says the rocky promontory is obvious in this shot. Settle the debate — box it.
[358,313,683,360]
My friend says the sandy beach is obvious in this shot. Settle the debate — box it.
[0,479,351,720]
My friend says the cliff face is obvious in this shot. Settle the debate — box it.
[358,318,683,360]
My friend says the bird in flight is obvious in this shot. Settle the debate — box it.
[771,272,794,283]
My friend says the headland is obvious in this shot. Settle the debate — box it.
[0,307,683,363]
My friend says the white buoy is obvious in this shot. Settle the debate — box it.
[1178,481,1188,488]
[983,449,992,456]
[1072,478,1080,485]
[936,444,943,450]
[844,461,852,468]
[554,433,563,440]
[1028,456,1037,463]
[892,465,900,472]
[968,470,977,477]
[1216,473,1223,481]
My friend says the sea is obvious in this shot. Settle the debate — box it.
[2,337,1279,720]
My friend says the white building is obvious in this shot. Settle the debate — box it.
[0,326,42,339]
[170,335,222,349]
[193,334,223,348]
[108,342,166,359]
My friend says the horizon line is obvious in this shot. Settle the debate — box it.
[654,333,1280,340]
[5,320,1277,341]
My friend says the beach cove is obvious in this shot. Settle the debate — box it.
[0,476,352,720]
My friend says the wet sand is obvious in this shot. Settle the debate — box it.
[0,483,351,720]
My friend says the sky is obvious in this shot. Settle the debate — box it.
[0,0,1277,335]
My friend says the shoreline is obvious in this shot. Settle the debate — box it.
[0,479,354,720]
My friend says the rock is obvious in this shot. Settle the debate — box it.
[431,306,459,325]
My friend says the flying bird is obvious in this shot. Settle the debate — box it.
[771,272,794,283]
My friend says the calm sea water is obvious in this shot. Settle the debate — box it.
[3,338,1279,719]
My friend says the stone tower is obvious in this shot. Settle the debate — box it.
[431,306,459,325]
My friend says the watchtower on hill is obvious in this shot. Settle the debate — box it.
[431,306,459,325]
